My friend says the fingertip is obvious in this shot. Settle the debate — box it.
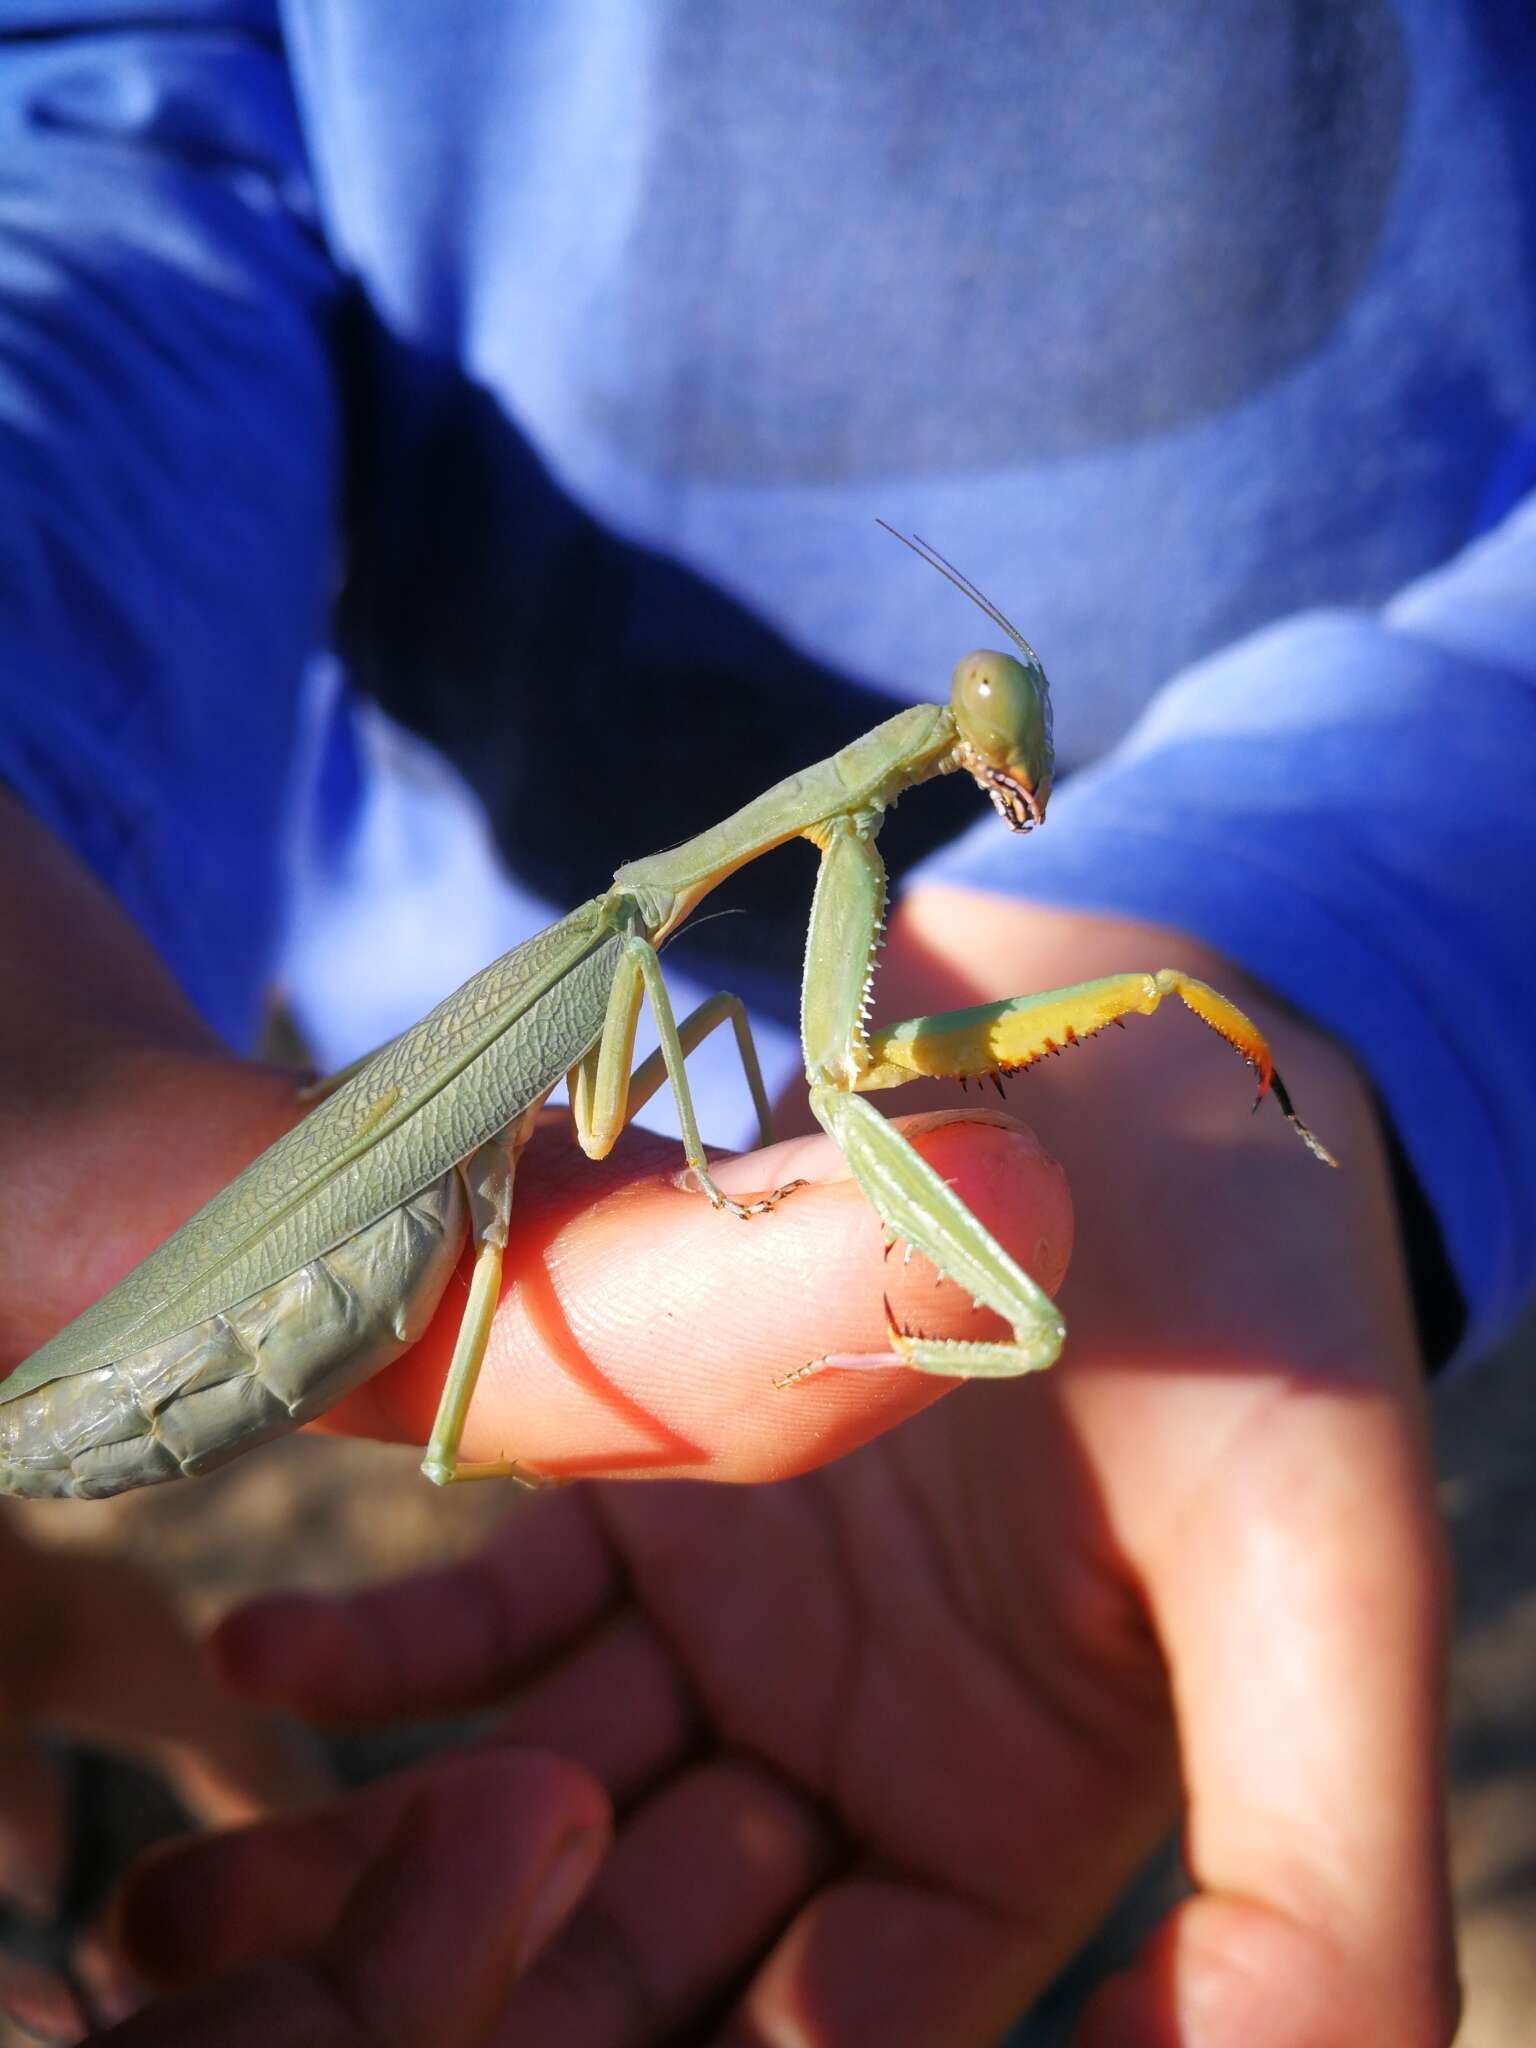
[114,1823,260,1985]
[113,1755,612,2041]
[324,1111,1070,1483]
[475,1109,1071,1483]
[116,1751,611,1991]
[210,1593,347,1710]
[324,1754,611,2036]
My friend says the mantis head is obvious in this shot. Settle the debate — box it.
[877,521,1055,832]
[950,647,1054,831]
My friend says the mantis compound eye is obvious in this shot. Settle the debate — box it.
[952,649,1055,830]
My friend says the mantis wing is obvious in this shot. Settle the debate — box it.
[3,907,623,1398]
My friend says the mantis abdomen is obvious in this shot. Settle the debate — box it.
[0,1172,468,1499]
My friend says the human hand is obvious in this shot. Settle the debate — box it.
[109,894,1457,2046]
[2,794,1072,2041]
[853,890,1457,2044]
[8,772,1453,2043]
[80,1750,610,2046]
[19,1113,1065,2048]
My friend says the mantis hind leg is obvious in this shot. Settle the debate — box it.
[420,1123,539,1486]
[789,1086,1065,1383]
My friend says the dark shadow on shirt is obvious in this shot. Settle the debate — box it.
[334,308,979,1025]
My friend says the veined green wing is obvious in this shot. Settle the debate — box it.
[1,905,624,1399]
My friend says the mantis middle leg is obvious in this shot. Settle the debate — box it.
[568,939,801,1214]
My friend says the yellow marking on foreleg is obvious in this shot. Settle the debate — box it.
[860,970,1336,1163]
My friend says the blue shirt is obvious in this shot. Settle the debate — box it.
[2,1,1534,1362]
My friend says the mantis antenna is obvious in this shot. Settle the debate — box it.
[876,520,1044,670]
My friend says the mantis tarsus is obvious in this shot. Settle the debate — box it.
[0,532,1333,1499]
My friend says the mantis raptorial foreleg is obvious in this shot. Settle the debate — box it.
[785,795,1336,1384]
[785,810,1067,1381]
[857,971,1339,1161]
[799,1088,1066,1378]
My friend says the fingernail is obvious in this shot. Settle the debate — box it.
[521,1826,606,1963]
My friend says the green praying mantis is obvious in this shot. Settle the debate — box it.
[0,532,1333,1500]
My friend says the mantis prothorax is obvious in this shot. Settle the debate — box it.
[0,531,1332,1499]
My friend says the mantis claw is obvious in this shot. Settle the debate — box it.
[776,1292,926,1386]
[689,1170,810,1218]
[1267,1069,1340,1166]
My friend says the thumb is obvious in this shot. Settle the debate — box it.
[323,1109,1073,1484]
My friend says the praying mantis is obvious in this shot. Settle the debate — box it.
[0,533,1332,1500]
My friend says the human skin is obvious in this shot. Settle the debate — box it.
[0,793,1067,2042]
[1,791,1456,2045]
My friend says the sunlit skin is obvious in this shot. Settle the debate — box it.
[0,787,1455,2046]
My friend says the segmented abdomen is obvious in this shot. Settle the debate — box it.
[0,1174,467,1500]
